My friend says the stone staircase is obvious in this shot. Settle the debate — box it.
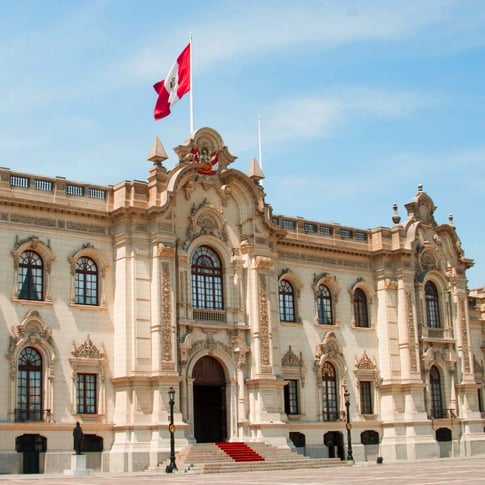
[161,442,348,474]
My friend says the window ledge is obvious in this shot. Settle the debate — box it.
[75,414,105,422]
[352,325,374,332]
[69,303,107,311]
[12,298,52,306]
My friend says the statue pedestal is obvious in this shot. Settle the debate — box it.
[63,454,91,476]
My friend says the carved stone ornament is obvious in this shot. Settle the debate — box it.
[254,256,272,270]
[173,126,237,173]
[71,335,105,359]
[314,331,343,362]
[355,351,376,370]
[282,345,306,387]
[7,310,56,381]
[282,346,303,367]
[258,273,272,371]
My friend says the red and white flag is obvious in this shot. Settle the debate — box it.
[153,43,191,120]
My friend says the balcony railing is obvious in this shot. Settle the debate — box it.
[14,408,51,422]
[193,308,226,322]
[420,326,453,340]
[429,408,456,420]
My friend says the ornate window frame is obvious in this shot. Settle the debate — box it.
[278,269,303,324]
[12,237,55,303]
[313,273,340,326]
[6,310,56,422]
[282,346,306,418]
[353,351,380,417]
[314,331,347,422]
[349,278,373,329]
[69,335,108,421]
[69,244,108,308]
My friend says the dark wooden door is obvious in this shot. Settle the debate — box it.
[194,385,226,442]
[192,356,227,443]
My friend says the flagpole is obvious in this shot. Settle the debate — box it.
[258,114,263,185]
[189,33,194,134]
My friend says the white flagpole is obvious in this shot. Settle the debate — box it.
[258,114,263,184]
[189,33,194,134]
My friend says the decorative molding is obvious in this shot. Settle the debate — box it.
[161,261,173,363]
[406,291,418,371]
[254,256,272,270]
[459,298,471,373]
[71,335,104,359]
[282,346,302,367]
[258,273,272,372]
[355,351,376,370]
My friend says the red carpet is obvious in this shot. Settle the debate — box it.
[216,442,265,462]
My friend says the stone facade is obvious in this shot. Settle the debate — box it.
[0,127,484,473]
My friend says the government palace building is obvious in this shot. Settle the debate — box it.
[0,126,484,473]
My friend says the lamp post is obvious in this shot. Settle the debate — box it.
[165,387,177,473]
[344,387,354,462]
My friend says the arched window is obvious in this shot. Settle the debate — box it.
[425,281,441,328]
[279,279,295,322]
[354,288,369,328]
[317,284,333,325]
[17,347,42,422]
[75,257,98,305]
[322,362,338,421]
[191,246,223,310]
[430,365,443,418]
[18,251,43,301]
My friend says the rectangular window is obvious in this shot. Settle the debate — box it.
[355,232,367,241]
[34,179,53,191]
[340,229,352,239]
[77,373,97,414]
[272,218,279,225]
[10,175,30,188]
[66,184,84,196]
[284,380,299,415]
[319,226,333,235]
[88,188,106,199]
[304,223,317,233]
[282,220,295,229]
[360,381,373,414]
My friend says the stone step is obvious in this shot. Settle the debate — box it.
[161,442,348,474]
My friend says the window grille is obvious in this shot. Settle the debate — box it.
[10,175,29,188]
[66,184,84,196]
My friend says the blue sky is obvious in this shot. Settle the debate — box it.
[1,0,484,288]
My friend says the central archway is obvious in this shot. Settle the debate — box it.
[192,356,227,443]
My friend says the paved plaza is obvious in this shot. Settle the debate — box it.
[1,457,485,485]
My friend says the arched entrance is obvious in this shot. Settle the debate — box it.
[192,356,227,443]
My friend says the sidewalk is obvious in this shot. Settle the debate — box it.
[0,456,485,484]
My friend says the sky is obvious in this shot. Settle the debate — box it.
[0,0,484,289]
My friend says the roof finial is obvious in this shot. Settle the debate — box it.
[147,136,168,166]
[248,157,265,183]
[392,203,401,225]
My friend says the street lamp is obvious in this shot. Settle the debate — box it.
[344,387,354,462]
[165,387,177,473]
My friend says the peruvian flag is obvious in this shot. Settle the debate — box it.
[153,43,190,120]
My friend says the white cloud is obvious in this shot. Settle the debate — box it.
[263,88,432,143]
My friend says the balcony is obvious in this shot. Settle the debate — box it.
[429,408,456,420]
[193,308,226,322]
[420,325,454,342]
